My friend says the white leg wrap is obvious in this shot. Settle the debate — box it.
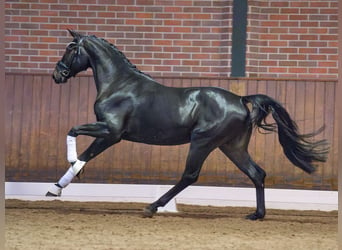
[57,160,86,188]
[72,160,86,175]
[66,135,77,163]
[47,184,62,196]
[57,166,76,188]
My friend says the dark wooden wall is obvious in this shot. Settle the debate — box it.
[5,73,338,190]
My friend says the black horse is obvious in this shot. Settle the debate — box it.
[48,30,328,220]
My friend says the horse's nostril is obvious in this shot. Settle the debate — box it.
[61,70,70,77]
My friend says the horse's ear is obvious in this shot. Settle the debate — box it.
[67,29,81,40]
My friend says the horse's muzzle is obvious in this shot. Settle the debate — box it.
[52,69,68,84]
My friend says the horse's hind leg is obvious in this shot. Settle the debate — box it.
[220,145,266,220]
[143,140,215,217]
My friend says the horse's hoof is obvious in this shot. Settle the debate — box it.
[46,184,62,197]
[142,205,157,218]
[46,191,59,197]
[245,212,265,221]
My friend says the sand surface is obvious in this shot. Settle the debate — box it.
[5,199,337,250]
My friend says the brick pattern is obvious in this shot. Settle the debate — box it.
[5,0,232,77]
[5,0,338,79]
[248,0,338,78]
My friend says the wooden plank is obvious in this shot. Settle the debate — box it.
[28,75,43,180]
[322,82,336,189]
[118,141,136,183]
[9,75,26,180]
[140,144,154,183]
[47,77,62,181]
[229,79,246,96]
[218,78,229,91]
[331,82,338,190]
[55,80,72,177]
[5,74,17,180]
[37,76,56,180]
[77,76,90,124]
[191,78,201,88]
[18,75,34,179]
[180,77,192,88]
[150,144,162,182]
[68,77,80,130]
[304,81,315,134]
[128,141,145,182]
[36,76,50,178]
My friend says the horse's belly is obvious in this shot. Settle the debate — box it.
[122,128,191,146]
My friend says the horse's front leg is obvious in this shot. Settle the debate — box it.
[65,122,112,163]
[46,122,119,197]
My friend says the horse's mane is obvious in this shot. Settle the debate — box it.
[87,35,153,79]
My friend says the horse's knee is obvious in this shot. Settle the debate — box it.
[68,127,78,137]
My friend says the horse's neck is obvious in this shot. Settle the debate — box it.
[86,49,129,96]
[84,39,154,98]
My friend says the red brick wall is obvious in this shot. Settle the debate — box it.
[5,0,338,79]
[247,0,338,79]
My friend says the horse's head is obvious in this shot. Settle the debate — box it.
[53,29,90,84]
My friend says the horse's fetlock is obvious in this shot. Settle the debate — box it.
[143,204,158,218]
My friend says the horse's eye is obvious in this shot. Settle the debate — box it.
[66,42,77,50]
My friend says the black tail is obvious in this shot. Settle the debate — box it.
[242,94,329,174]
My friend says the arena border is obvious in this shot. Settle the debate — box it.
[5,182,337,212]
